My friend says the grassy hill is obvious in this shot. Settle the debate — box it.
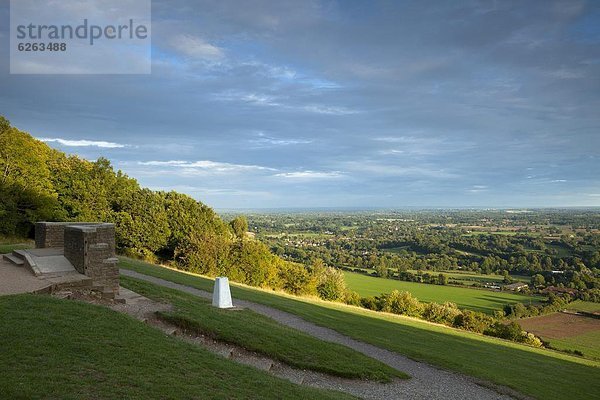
[120,275,404,381]
[0,294,352,400]
[343,271,542,314]
[119,257,600,400]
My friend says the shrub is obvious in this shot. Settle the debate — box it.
[343,290,362,306]
[453,310,490,333]
[317,267,346,301]
[278,262,315,296]
[360,296,379,310]
[379,290,423,317]
[422,302,460,324]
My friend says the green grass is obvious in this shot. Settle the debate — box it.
[548,330,600,361]
[119,257,600,400]
[381,246,410,254]
[120,275,405,381]
[545,243,573,257]
[567,300,600,313]
[461,231,519,236]
[0,294,351,400]
[343,271,541,314]
[0,241,32,254]
[407,269,530,285]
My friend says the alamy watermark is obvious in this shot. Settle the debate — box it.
[10,0,151,74]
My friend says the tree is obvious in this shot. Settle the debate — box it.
[502,270,513,284]
[437,273,448,285]
[380,290,423,317]
[317,267,346,301]
[0,116,9,133]
[230,216,249,239]
[278,262,314,295]
[115,189,171,258]
[0,125,59,236]
[531,274,545,287]
[422,301,460,324]
[375,261,389,278]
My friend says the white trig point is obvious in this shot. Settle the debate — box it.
[212,277,234,308]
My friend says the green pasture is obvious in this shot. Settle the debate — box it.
[343,271,541,314]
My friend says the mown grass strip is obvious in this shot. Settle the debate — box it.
[121,275,405,381]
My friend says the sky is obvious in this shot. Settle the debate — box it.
[1,0,599,209]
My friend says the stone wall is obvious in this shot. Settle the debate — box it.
[35,222,96,248]
[63,227,86,274]
[35,222,66,248]
[59,223,119,293]
[64,224,118,293]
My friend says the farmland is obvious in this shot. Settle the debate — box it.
[343,271,542,314]
[567,300,600,313]
[519,312,600,361]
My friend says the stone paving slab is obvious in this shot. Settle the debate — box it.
[25,248,64,257]
[0,257,51,295]
[31,255,77,275]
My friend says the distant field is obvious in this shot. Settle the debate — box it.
[567,300,600,313]
[406,270,530,285]
[461,231,520,236]
[545,243,573,257]
[381,246,411,254]
[549,331,600,361]
[264,232,328,239]
[520,313,600,361]
[343,271,542,314]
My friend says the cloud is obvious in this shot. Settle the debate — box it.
[341,160,458,179]
[550,179,567,183]
[301,105,358,115]
[213,91,357,114]
[137,160,275,174]
[38,137,126,148]
[468,185,489,193]
[170,34,225,61]
[274,170,344,180]
[546,69,584,80]
[248,132,313,147]
[148,185,272,197]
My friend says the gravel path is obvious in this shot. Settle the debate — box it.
[121,269,526,400]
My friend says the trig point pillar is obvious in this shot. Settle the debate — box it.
[212,277,234,308]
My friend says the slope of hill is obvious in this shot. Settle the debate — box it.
[119,257,600,400]
[0,294,351,400]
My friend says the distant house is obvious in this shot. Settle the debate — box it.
[503,282,529,291]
